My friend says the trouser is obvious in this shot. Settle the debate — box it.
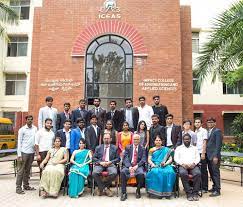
[208,159,221,192]
[179,166,201,195]
[16,153,34,189]
[37,151,48,178]
[200,154,209,191]
[92,164,117,191]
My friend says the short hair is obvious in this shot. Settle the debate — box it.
[138,96,145,101]
[45,96,53,102]
[79,138,86,145]
[110,100,117,105]
[76,118,85,124]
[183,133,192,140]
[25,115,33,120]
[103,132,111,138]
[64,119,72,124]
[165,113,174,119]
[93,98,101,102]
[79,99,86,103]
[183,119,192,125]
[124,98,133,102]
[153,95,160,100]
[194,117,202,123]
[151,114,159,119]
[90,114,97,120]
[207,117,216,122]
[45,118,52,123]
[64,102,70,106]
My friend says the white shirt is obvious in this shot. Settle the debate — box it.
[131,144,139,164]
[166,124,173,146]
[63,128,71,149]
[195,127,208,153]
[125,108,134,128]
[35,128,55,152]
[38,106,58,132]
[92,125,98,136]
[104,144,110,162]
[17,124,37,157]
[138,104,154,129]
[174,144,200,166]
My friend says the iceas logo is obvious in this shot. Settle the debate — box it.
[99,0,120,13]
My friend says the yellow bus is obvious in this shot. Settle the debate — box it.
[0,118,16,150]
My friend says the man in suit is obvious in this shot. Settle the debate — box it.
[88,98,106,130]
[206,117,222,197]
[149,114,165,148]
[120,134,146,201]
[121,98,139,132]
[106,100,123,131]
[152,95,168,126]
[71,99,88,128]
[38,96,58,132]
[56,102,71,130]
[85,115,101,152]
[164,114,182,148]
[92,133,120,197]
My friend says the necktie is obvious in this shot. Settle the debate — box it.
[111,111,114,118]
[95,108,99,116]
[102,145,109,161]
[133,146,138,166]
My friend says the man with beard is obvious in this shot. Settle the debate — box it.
[152,95,168,126]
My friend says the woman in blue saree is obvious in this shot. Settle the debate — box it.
[68,138,92,198]
[146,135,176,198]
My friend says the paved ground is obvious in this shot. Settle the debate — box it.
[0,155,243,207]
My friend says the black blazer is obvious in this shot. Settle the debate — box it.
[206,128,223,160]
[88,108,106,130]
[164,124,182,148]
[71,108,89,128]
[122,144,146,168]
[56,112,71,130]
[106,110,123,131]
[152,105,168,126]
[55,129,72,148]
[93,144,120,165]
[121,107,139,131]
[85,125,101,152]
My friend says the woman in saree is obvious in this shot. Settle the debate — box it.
[146,135,176,198]
[39,137,68,198]
[68,138,92,198]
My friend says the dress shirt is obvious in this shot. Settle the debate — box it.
[195,127,208,153]
[166,124,173,146]
[80,128,86,139]
[35,128,55,152]
[104,144,110,162]
[125,108,134,128]
[174,144,200,166]
[63,128,71,149]
[131,144,139,164]
[17,125,37,157]
[182,130,197,145]
[92,124,98,136]
[138,104,154,129]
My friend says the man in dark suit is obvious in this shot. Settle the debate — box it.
[106,100,123,131]
[71,99,88,128]
[149,114,165,148]
[92,133,120,197]
[85,115,101,152]
[88,98,106,130]
[164,114,182,148]
[120,134,146,201]
[121,98,139,132]
[206,117,222,197]
[152,95,168,126]
[56,102,71,130]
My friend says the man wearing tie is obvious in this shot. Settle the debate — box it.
[106,100,123,131]
[56,102,71,130]
[92,133,120,197]
[71,99,88,128]
[120,134,146,201]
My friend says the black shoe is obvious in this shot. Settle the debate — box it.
[16,189,25,194]
[208,188,214,193]
[209,191,220,197]
[202,189,208,193]
[136,189,141,199]
[193,195,199,201]
[120,193,127,201]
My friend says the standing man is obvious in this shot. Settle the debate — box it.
[35,118,55,177]
[152,95,168,126]
[121,98,139,132]
[194,117,208,193]
[137,96,154,130]
[149,114,164,148]
[38,96,58,132]
[164,114,182,148]
[182,120,197,146]
[88,98,106,130]
[106,100,123,131]
[71,99,88,128]
[16,115,37,194]
[56,102,71,130]
[206,117,222,197]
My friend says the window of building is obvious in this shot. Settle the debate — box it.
[192,32,199,53]
[7,36,28,57]
[223,113,239,136]
[85,34,133,109]
[223,81,243,94]
[5,74,27,95]
[10,0,30,20]
[193,71,200,94]
[3,112,16,127]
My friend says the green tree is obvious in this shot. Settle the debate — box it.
[231,113,243,151]
[0,0,19,39]
[195,0,243,87]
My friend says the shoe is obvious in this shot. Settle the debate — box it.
[209,191,220,197]
[95,189,103,196]
[187,194,193,201]
[105,188,114,197]
[120,193,127,201]
[202,189,208,193]
[136,189,141,199]
[24,186,36,191]
[193,195,199,201]
[208,188,215,193]
[16,189,25,194]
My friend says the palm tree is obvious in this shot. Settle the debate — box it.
[0,0,19,39]
[195,0,243,87]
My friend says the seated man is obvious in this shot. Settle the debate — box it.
[92,133,120,197]
[174,133,201,201]
[120,134,146,201]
